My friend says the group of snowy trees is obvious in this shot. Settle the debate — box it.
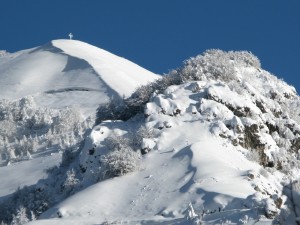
[0,205,34,225]
[0,96,93,165]
[96,49,261,123]
[0,182,51,224]
[0,95,95,223]
[177,49,261,82]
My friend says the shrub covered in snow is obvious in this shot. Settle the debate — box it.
[78,122,157,186]
[61,169,80,195]
[100,146,141,178]
[95,73,182,123]
[0,184,50,223]
[177,49,260,83]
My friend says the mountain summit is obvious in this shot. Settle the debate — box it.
[2,49,300,225]
[0,40,159,115]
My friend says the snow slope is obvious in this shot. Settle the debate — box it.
[0,152,61,199]
[52,40,158,98]
[35,127,271,225]
[4,49,300,224]
[0,40,159,116]
[31,78,292,224]
[0,40,159,222]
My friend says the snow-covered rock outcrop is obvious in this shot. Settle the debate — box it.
[29,50,300,224]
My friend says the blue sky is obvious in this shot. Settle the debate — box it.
[1,1,300,91]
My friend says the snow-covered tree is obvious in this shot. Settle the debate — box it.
[100,146,141,178]
[62,169,79,195]
[11,206,29,225]
[0,97,92,163]
[185,203,202,224]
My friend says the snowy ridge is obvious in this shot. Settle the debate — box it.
[0,40,159,116]
[2,49,300,224]
[52,40,159,98]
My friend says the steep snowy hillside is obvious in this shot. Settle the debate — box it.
[0,39,159,116]
[0,40,159,222]
[14,50,298,225]
[3,50,300,225]
[0,39,158,172]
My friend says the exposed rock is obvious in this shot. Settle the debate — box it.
[243,124,268,166]
[248,173,255,179]
[173,108,181,116]
[274,197,283,209]
[255,100,267,113]
[291,137,300,152]
[266,122,279,134]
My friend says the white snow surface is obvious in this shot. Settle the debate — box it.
[0,152,61,198]
[0,39,159,116]
[52,40,158,98]
[31,79,292,224]
[3,48,300,224]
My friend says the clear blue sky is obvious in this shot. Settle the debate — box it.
[1,1,300,91]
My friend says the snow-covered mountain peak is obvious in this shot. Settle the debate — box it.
[51,39,159,97]
[3,49,300,225]
[0,39,159,116]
